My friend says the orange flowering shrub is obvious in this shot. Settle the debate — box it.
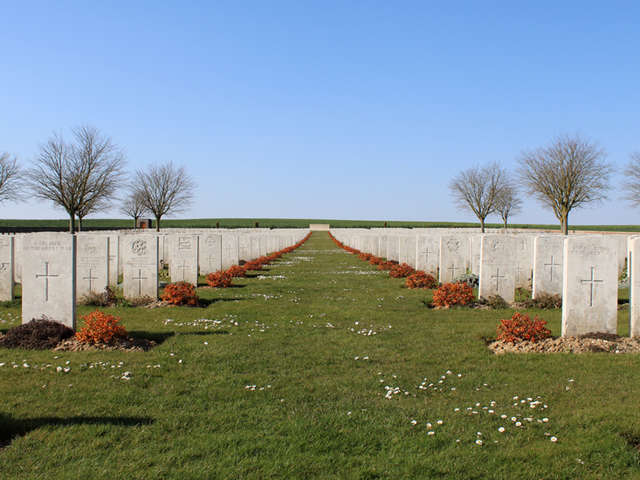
[206,270,233,288]
[227,265,246,277]
[432,282,475,308]
[369,256,383,265]
[389,263,415,278]
[377,261,397,271]
[405,271,438,289]
[75,310,127,345]
[358,253,373,262]
[497,312,551,344]
[161,281,198,306]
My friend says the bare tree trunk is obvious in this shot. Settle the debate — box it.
[561,212,569,235]
[133,217,137,229]
[78,216,83,232]
[69,213,76,234]
[155,215,161,232]
[503,218,508,229]
[480,217,486,233]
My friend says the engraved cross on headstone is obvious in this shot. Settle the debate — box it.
[36,261,59,302]
[580,266,603,307]
[421,246,432,264]
[133,269,147,296]
[544,256,561,282]
[83,268,98,292]
[448,264,459,279]
[176,260,188,281]
[491,267,505,291]
[207,255,217,270]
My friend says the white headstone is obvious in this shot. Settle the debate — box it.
[532,236,563,298]
[628,236,640,337]
[169,234,199,284]
[199,234,222,274]
[0,236,14,301]
[221,234,239,269]
[561,236,618,337]
[76,235,109,298]
[108,235,119,286]
[478,235,516,302]
[439,235,469,283]
[416,236,439,274]
[22,234,76,328]
[122,235,159,299]
[514,236,533,289]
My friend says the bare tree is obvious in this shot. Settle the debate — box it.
[623,152,640,207]
[26,126,126,233]
[494,182,522,229]
[0,152,23,202]
[449,162,507,233]
[134,162,194,231]
[518,135,612,235]
[120,189,148,228]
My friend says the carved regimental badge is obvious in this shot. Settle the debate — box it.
[131,239,147,256]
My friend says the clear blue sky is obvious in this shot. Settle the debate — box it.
[1,1,639,225]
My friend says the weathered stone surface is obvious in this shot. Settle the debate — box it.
[532,236,563,298]
[221,234,239,269]
[76,235,109,298]
[514,236,533,289]
[416,236,439,274]
[199,234,222,274]
[0,236,14,301]
[169,234,198,284]
[22,234,76,329]
[562,236,618,337]
[122,235,158,299]
[439,235,469,283]
[478,235,516,302]
[629,236,640,337]
[108,235,119,286]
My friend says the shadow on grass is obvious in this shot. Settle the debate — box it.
[176,331,230,336]
[128,331,175,345]
[0,413,154,449]
[198,297,246,307]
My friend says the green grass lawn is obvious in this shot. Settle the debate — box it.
[1,232,640,479]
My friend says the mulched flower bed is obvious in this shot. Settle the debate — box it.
[488,333,640,354]
[54,336,157,352]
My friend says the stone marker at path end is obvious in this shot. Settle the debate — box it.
[562,236,618,337]
[22,234,76,329]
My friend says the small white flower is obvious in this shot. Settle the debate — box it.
[498,427,505,433]
[475,439,483,446]
[425,422,432,429]
[542,418,549,423]
[427,431,435,436]
[515,421,522,427]
[550,436,558,443]
[436,420,443,425]
[501,414,507,419]
[411,419,417,425]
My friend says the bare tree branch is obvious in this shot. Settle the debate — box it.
[494,182,522,228]
[517,134,612,234]
[25,127,126,233]
[134,162,195,231]
[449,162,508,232]
[623,152,640,207]
[120,188,148,228]
[0,152,24,203]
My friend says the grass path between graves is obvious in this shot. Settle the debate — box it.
[1,232,640,479]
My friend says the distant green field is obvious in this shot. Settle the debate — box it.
[0,218,638,232]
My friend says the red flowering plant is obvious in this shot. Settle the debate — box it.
[432,282,475,308]
[227,265,247,278]
[496,312,551,344]
[75,311,128,345]
[161,281,198,306]
[206,270,233,288]
[405,271,438,289]
[389,263,415,278]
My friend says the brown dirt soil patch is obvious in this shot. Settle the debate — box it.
[54,336,157,352]
[488,333,640,354]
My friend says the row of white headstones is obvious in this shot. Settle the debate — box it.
[1,229,309,330]
[331,228,638,338]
